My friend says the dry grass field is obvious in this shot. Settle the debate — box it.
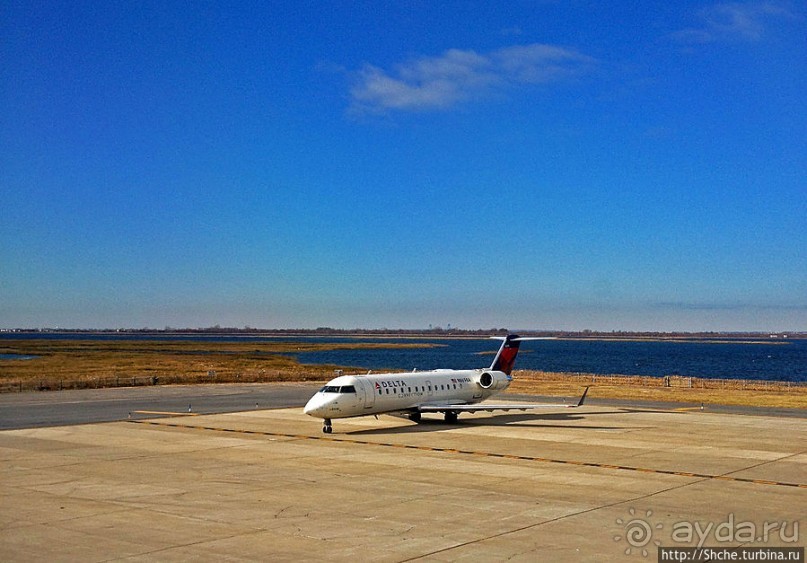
[510,370,807,409]
[1,339,804,409]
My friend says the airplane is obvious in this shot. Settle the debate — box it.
[304,334,589,433]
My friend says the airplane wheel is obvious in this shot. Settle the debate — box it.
[445,412,458,423]
[409,412,422,423]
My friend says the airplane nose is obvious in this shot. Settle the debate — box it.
[304,394,327,417]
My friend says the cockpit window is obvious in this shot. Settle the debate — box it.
[320,385,356,393]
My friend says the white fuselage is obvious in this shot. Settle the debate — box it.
[303,368,511,420]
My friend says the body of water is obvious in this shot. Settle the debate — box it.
[1,334,805,382]
[293,338,807,382]
[0,354,38,360]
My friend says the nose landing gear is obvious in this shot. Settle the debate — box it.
[322,419,332,434]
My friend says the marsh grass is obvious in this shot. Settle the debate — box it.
[0,340,434,391]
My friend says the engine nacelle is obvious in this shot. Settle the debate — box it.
[477,371,511,391]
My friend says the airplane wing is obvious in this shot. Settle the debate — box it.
[416,386,589,413]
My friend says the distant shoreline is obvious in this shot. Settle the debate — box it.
[1,328,803,343]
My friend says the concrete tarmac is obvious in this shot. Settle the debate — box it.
[0,383,320,430]
[1,401,805,561]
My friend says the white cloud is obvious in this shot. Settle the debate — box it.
[349,43,595,113]
[672,1,796,43]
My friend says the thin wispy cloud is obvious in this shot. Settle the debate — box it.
[349,43,595,113]
[654,301,807,311]
[672,1,796,43]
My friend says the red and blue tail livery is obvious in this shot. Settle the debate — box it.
[489,334,527,375]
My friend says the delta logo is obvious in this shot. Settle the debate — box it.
[375,380,407,389]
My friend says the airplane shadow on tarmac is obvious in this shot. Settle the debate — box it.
[344,409,657,436]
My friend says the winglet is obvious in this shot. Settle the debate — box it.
[574,386,590,407]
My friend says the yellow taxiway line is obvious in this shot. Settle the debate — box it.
[130,410,200,417]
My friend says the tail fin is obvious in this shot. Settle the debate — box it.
[489,334,524,375]
[488,334,554,375]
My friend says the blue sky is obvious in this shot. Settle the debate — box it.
[1,1,805,331]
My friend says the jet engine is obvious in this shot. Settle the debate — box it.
[477,371,511,391]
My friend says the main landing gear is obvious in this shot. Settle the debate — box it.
[444,411,458,423]
[322,419,333,434]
